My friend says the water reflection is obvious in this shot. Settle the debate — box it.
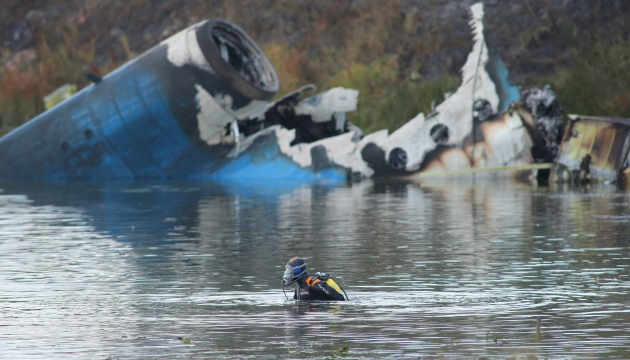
[0,179,629,358]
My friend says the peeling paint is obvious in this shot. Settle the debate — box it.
[294,87,359,123]
[161,21,215,73]
[195,85,235,145]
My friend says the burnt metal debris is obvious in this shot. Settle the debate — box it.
[551,115,630,184]
[0,3,626,186]
[520,85,564,164]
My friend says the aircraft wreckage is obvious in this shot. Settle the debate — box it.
[0,3,624,183]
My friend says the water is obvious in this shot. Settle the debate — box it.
[0,179,629,359]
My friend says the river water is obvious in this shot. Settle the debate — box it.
[0,179,629,359]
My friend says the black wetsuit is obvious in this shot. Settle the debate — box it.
[292,273,346,301]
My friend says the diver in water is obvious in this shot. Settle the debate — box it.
[281,256,348,301]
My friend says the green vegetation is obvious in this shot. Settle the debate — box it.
[347,75,459,134]
[267,50,460,133]
[323,56,459,133]
[529,37,630,118]
[0,21,107,135]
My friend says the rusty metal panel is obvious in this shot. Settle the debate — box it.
[590,126,615,171]
[553,115,630,182]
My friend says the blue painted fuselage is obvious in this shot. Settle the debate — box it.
[0,30,347,182]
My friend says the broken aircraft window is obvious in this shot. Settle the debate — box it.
[472,99,493,122]
[430,124,449,144]
[389,148,408,170]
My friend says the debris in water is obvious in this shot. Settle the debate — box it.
[3,2,621,185]
[551,115,630,184]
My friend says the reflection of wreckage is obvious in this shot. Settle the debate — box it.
[0,3,622,184]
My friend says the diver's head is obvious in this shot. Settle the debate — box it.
[282,256,307,286]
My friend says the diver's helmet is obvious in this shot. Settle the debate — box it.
[282,257,307,286]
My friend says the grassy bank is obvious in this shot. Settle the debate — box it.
[0,20,110,135]
[529,38,630,118]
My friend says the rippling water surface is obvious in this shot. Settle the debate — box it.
[1,179,629,359]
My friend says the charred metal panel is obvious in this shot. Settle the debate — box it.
[552,115,630,183]
[243,86,359,146]
[0,19,278,179]
[520,86,564,163]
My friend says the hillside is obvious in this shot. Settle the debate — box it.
[2,0,630,134]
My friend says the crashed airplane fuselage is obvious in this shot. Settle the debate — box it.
[0,3,555,181]
[227,2,556,181]
[0,19,284,179]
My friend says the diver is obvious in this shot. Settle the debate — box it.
[281,256,348,301]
